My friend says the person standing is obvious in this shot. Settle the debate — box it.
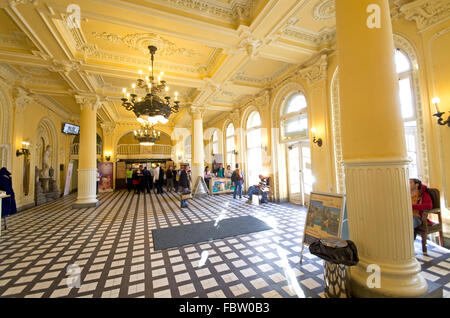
[143,166,151,193]
[132,170,140,194]
[0,167,17,230]
[204,166,213,189]
[149,165,154,191]
[158,166,165,194]
[179,165,190,208]
[96,170,101,195]
[166,166,174,192]
[216,164,225,178]
[173,166,179,193]
[231,168,243,200]
[126,168,133,192]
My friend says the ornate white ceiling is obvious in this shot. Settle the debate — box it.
[0,0,445,126]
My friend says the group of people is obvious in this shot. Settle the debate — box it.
[204,164,234,188]
[126,164,190,195]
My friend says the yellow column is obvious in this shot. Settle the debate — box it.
[336,0,427,297]
[190,106,205,192]
[73,96,100,208]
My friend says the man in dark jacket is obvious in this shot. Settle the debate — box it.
[179,165,190,208]
[143,167,151,193]
[0,167,17,229]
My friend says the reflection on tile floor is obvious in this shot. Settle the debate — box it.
[0,190,449,298]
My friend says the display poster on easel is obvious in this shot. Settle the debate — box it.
[192,176,210,197]
[300,192,347,264]
[63,162,73,196]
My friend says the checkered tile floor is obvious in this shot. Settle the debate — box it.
[0,190,449,298]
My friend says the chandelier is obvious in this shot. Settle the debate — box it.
[134,121,161,146]
[121,45,180,125]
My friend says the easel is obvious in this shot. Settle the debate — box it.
[299,192,347,265]
[192,176,210,198]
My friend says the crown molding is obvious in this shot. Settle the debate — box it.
[400,0,450,31]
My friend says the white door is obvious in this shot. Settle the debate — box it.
[287,146,302,204]
[287,142,312,206]
[299,143,312,205]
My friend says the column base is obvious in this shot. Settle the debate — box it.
[74,168,98,209]
[72,201,100,209]
[344,158,428,298]
[349,259,428,298]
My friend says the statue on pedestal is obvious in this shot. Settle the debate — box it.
[40,145,51,179]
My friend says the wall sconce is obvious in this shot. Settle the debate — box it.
[232,150,239,156]
[104,151,112,161]
[311,128,323,147]
[16,141,30,157]
[432,97,450,127]
[177,151,183,161]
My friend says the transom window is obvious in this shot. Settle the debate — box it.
[281,93,308,140]
[212,130,219,155]
[226,123,235,169]
[395,49,420,179]
[184,135,191,163]
[246,111,263,186]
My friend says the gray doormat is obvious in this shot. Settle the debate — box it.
[152,216,272,251]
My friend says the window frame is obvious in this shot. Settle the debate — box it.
[280,92,309,143]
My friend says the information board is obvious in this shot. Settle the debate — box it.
[300,192,347,264]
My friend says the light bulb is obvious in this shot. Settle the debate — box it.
[149,66,152,72]
[311,128,317,134]
[132,83,136,88]
[432,97,440,104]
[165,86,169,92]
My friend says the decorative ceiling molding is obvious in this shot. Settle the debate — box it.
[8,0,38,7]
[149,0,253,26]
[299,54,328,85]
[313,0,336,21]
[91,32,202,58]
[400,0,450,31]
[196,48,223,76]
[13,86,33,113]
[0,31,33,50]
[17,65,51,77]
[282,26,336,47]
[48,59,80,74]
[237,28,263,59]
[233,63,295,87]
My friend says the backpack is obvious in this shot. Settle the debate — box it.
[231,171,237,183]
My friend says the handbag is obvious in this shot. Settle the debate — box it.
[309,239,359,266]
[181,190,192,200]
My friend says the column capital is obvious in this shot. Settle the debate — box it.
[75,95,101,111]
[101,122,116,135]
[299,54,328,85]
[189,105,206,118]
[400,0,450,31]
[253,89,271,113]
[13,87,33,114]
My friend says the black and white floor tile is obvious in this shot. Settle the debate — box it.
[0,190,448,298]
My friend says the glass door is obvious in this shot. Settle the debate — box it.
[287,145,302,204]
[299,143,312,205]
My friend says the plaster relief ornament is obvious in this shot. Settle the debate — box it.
[92,32,201,57]
[313,0,336,21]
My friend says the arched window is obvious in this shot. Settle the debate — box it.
[246,111,263,186]
[281,93,308,140]
[212,130,219,155]
[395,49,420,179]
[184,135,191,163]
[226,123,235,169]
